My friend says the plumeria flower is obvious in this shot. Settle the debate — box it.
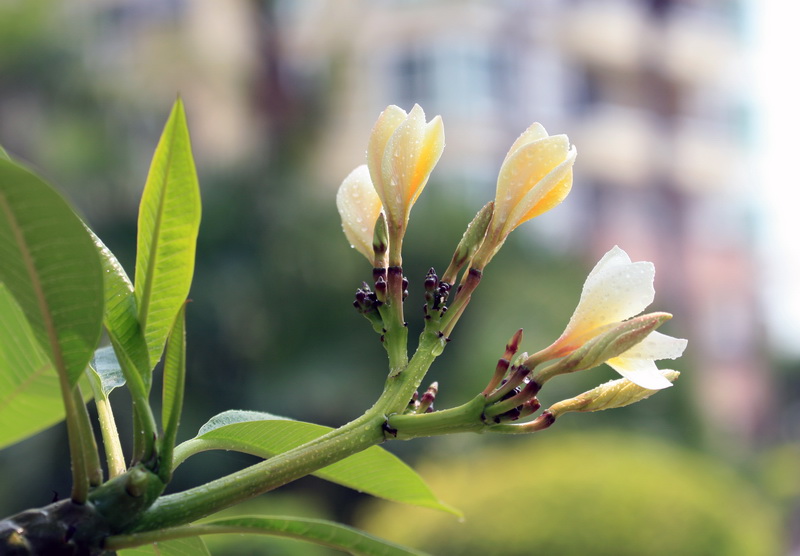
[336,164,383,262]
[534,246,686,390]
[367,104,444,263]
[472,123,576,269]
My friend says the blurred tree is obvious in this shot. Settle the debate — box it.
[358,430,784,556]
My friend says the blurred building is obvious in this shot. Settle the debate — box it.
[274,0,769,450]
[1,0,769,449]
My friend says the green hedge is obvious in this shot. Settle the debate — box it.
[358,430,783,556]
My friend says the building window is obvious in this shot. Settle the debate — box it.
[388,38,509,117]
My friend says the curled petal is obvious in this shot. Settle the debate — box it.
[503,144,576,233]
[366,105,445,234]
[502,122,550,166]
[473,124,576,269]
[495,134,573,230]
[377,104,444,229]
[562,246,655,342]
[367,105,408,198]
[619,330,688,361]
[336,165,383,261]
[605,357,675,390]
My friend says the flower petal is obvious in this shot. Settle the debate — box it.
[336,164,383,261]
[495,135,571,221]
[563,248,655,339]
[619,331,687,360]
[367,105,408,200]
[606,356,674,390]
[502,122,550,166]
[505,145,576,230]
[586,245,633,282]
[408,114,444,207]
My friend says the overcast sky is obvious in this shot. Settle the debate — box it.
[754,1,800,357]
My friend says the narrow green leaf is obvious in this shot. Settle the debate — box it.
[134,98,201,378]
[117,536,210,556]
[160,303,187,481]
[111,516,427,556]
[89,227,158,461]
[0,283,61,449]
[174,410,459,515]
[0,158,104,386]
[89,227,150,381]
[0,145,9,160]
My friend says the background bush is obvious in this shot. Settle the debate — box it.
[358,429,782,556]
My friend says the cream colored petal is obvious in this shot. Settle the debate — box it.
[336,164,383,261]
[586,245,633,282]
[380,105,438,228]
[407,114,445,207]
[494,135,571,230]
[367,105,408,200]
[606,356,674,390]
[502,145,576,233]
[564,258,655,339]
[502,122,550,166]
[619,331,688,360]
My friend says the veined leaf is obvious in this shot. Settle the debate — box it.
[112,516,428,556]
[174,410,459,515]
[117,536,210,556]
[0,283,61,449]
[134,98,201,380]
[160,303,187,482]
[0,158,104,386]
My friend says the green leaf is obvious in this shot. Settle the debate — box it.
[0,283,61,449]
[174,411,459,515]
[118,536,210,556]
[134,98,201,379]
[89,228,157,459]
[160,303,187,482]
[195,516,428,555]
[0,145,9,160]
[109,516,426,556]
[0,158,104,386]
[89,227,149,384]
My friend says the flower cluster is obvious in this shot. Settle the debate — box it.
[336,104,444,267]
[337,105,686,433]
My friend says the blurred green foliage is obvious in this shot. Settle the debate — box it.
[357,429,783,556]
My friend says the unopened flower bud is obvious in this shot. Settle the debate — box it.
[549,370,680,417]
[442,201,494,284]
[424,267,439,293]
[372,211,389,268]
[417,381,438,413]
[374,275,388,302]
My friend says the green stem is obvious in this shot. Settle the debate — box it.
[94,394,127,477]
[131,411,384,531]
[72,385,103,487]
[131,332,445,532]
[110,336,158,463]
[56,374,89,503]
[87,366,127,478]
[387,394,487,439]
[383,266,408,375]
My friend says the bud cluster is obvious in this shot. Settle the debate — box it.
[353,281,384,335]
[479,330,543,424]
[405,382,439,415]
[422,268,451,326]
